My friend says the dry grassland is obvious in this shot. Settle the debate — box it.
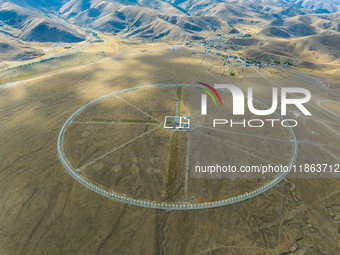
[1,43,340,255]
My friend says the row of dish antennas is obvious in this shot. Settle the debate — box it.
[74,173,279,209]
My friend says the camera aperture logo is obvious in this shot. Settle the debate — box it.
[197,82,312,128]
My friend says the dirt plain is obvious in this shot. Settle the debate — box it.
[1,38,340,255]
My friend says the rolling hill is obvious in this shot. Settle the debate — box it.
[0,2,86,42]
[1,0,340,42]
[0,33,44,62]
[259,13,340,38]
[59,0,234,40]
[1,0,340,65]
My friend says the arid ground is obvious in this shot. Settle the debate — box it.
[1,37,340,255]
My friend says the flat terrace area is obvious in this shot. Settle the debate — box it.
[1,44,340,254]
